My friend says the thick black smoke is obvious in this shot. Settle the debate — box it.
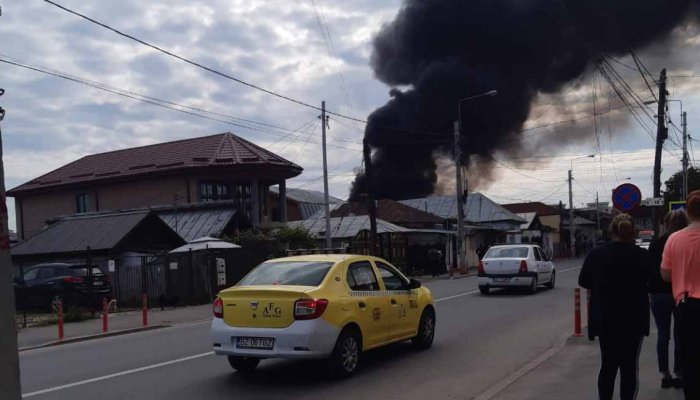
[350,0,698,201]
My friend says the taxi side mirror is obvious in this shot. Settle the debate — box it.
[409,279,421,289]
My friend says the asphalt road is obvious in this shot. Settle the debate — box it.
[19,259,583,400]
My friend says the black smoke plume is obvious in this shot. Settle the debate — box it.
[349,0,699,201]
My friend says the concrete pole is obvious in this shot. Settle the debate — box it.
[652,69,667,237]
[455,121,465,272]
[321,101,332,250]
[569,170,575,258]
[0,89,22,399]
[596,191,600,239]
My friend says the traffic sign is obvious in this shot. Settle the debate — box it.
[642,197,664,207]
[612,183,642,212]
[670,201,687,212]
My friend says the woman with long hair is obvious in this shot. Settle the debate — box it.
[579,214,651,400]
[662,190,700,399]
[648,210,689,389]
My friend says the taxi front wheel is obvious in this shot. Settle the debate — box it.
[227,356,260,373]
[412,308,435,350]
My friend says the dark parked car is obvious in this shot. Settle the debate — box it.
[14,263,111,311]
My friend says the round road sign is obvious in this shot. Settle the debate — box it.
[612,183,642,212]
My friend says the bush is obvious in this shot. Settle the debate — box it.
[226,226,317,258]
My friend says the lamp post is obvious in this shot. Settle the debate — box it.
[569,155,595,258]
[454,90,497,274]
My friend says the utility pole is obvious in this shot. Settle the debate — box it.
[559,201,564,257]
[320,101,332,250]
[653,69,668,237]
[454,121,466,273]
[362,139,378,256]
[0,88,22,398]
[568,170,575,258]
[682,111,689,199]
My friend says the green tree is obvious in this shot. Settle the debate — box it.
[663,166,700,204]
[225,226,317,258]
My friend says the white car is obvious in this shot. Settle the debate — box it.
[477,244,556,295]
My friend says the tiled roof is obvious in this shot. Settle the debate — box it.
[502,202,560,216]
[9,132,302,195]
[330,199,444,224]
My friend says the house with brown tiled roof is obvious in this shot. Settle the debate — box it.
[8,132,302,240]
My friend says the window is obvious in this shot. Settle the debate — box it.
[76,194,89,213]
[238,261,333,286]
[484,246,529,259]
[375,262,408,291]
[347,261,379,291]
[38,267,56,279]
[22,268,39,281]
[534,248,542,261]
[199,182,231,202]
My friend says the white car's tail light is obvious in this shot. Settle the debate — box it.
[213,298,224,318]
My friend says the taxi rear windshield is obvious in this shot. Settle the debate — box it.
[485,247,529,259]
[239,261,334,286]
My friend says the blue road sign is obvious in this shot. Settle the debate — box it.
[612,184,642,212]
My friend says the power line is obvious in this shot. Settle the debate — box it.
[0,56,363,153]
[629,52,658,102]
[40,0,368,124]
[486,155,565,183]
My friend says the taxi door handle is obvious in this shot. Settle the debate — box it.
[390,299,397,305]
[358,301,366,309]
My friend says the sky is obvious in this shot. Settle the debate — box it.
[1,0,700,232]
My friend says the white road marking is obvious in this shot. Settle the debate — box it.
[434,265,581,303]
[22,352,215,398]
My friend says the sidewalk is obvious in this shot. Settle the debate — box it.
[17,304,212,349]
[491,330,684,400]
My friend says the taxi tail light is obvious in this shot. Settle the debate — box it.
[213,298,224,319]
[294,299,329,320]
[478,261,485,275]
[519,260,528,274]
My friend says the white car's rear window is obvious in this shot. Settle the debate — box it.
[485,247,529,259]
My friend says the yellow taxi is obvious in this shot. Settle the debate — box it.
[211,254,435,377]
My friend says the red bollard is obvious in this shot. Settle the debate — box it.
[142,294,148,327]
[57,300,64,340]
[574,288,583,337]
[102,297,108,333]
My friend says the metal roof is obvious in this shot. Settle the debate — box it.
[400,194,525,223]
[158,208,236,242]
[518,212,538,230]
[12,211,152,256]
[270,187,343,205]
[287,216,410,239]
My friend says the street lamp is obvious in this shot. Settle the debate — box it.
[568,154,595,258]
[454,89,498,274]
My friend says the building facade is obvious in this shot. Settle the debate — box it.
[9,133,302,240]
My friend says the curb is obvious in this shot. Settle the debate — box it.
[18,325,168,352]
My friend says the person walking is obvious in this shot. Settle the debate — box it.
[661,190,700,400]
[579,214,651,400]
[648,210,688,389]
[427,247,441,278]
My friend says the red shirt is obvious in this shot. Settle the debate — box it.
[661,226,700,303]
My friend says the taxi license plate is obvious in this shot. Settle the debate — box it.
[236,337,274,350]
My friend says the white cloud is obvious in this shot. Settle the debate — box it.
[1,0,699,233]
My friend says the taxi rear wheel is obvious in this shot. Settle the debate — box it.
[227,356,260,373]
[328,328,361,378]
[412,308,435,350]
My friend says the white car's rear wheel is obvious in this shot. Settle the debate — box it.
[528,276,538,294]
[546,271,556,289]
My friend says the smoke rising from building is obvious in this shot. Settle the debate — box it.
[349,0,699,201]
